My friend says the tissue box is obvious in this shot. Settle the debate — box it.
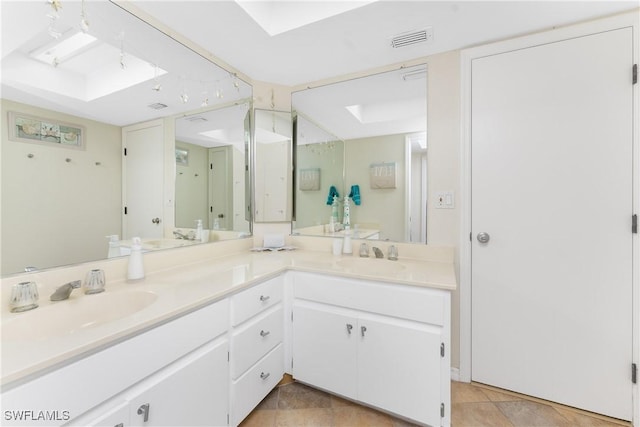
[263,234,285,248]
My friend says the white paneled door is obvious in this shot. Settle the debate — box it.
[123,120,164,240]
[471,28,634,420]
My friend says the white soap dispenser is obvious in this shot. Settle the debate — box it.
[106,235,121,258]
[195,219,203,241]
[127,237,145,280]
[342,227,352,254]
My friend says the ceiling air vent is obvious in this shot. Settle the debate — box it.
[148,102,168,110]
[184,116,207,123]
[391,27,433,48]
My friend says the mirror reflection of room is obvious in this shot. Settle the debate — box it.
[292,65,427,243]
[0,1,252,275]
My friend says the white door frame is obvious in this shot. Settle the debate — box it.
[459,10,639,424]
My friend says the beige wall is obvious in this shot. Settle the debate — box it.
[1,99,122,274]
[175,140,209,229]
[295,140,344,229]
[425,50,461,369]
[344,134,407,242]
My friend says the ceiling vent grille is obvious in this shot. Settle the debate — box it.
[148,102,168,110]
[185,116,207,123]
[391,27,432,48]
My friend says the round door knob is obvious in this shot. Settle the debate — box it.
[151,217,161,224]
[477,232,490,244]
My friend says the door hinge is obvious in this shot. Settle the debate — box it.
[440,403,445,418]
[440,343,445,357]
[124,206,128,215]
[123,147,127,156]
[210,163,213,170]
[227,351,230,362]
[633,363,637,384]
[633,64,638,85]
[227,414,229,425]
[291,311,294,322]
[469,232,472,242]
[633,214,637,234]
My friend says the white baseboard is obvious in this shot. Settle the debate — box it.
[450,367,461,382]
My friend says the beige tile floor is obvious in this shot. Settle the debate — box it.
[240,380,631,427]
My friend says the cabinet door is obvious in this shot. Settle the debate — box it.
[292,302,357,399]
[357,314,442,427]
[128,339,228,427]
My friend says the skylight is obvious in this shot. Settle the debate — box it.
[31,31,98,65]
[234,0,377,36]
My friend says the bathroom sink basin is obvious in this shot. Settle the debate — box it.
[336,258,406,275]
[2,291,158,341]
[142,238,199,249]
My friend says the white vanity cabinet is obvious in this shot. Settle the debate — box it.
[291,272,451,427]
[229,275,285,426]
[2,299,230,427]
[125,337,228,427]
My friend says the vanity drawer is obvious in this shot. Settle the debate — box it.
[293,272,446,326]
[231,343,284,426]
[231,276,283,326]
[231,304,283,379]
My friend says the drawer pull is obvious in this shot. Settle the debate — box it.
[259,295,270,302]
[260,329,270,337]
[260,371,270,380]
[346,323,353,335]
[137,403,150,422]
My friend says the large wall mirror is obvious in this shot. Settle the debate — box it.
[292,64,427,243]
[0,1,252,275]
[253,109,293,223]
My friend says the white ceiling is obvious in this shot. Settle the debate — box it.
[2,1,637,144]
[130,0,639,87]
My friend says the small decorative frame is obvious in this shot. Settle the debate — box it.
[369,162,397,189]
[175,148,189,166]
[8,111,84,149]
[299,168,321,191]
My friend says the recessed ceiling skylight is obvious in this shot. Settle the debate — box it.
[234,0,377,36]
[346,97,426,124]
[31,31,98,65]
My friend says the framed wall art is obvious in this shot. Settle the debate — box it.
[175,148,189,166]
[8,111,85,149]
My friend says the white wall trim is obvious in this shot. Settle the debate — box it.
[450,367,461,383]
[459,9,639,425]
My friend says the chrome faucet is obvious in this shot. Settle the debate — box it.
[50,280,81,301]
[372,247,384,259]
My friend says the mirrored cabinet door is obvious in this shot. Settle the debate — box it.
[253,109,292,223]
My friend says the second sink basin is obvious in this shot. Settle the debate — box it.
[2,290,158,341]
[336,257,406,275]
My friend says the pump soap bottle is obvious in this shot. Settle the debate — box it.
[127,237,145,280]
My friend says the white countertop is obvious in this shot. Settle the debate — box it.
[1,249,456,387]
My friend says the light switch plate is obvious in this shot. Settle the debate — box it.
[435,191,455,209]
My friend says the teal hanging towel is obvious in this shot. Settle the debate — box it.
[349,185,361,206]
[326,186,339,205]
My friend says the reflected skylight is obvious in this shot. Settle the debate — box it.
[234,0,377,36]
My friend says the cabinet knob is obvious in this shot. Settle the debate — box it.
[260,329,270,337]
[259,295,270,302]
[361,326,367,337]
[346,324,353,335]
[260,372,270,380]
[137,403,150,422]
